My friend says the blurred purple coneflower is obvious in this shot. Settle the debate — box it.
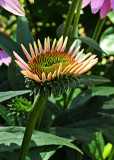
[0,49,11,66]
[82,0,114,19]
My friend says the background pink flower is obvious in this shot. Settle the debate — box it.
[82,0,114,19]
[0,49,11,66]
[0,0,25,16]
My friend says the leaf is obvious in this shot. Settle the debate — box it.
[70,86,114,106]
[100,27,114,56]
[103,127,114,145]
[107,11,114,24]
[0,32,24,60]
[16,17,34,51]
[66,148,82,160]
[0,126,82,154]
[10,146,58,160]
[48,127,94,142]
[0,105,13,125]
[77,74,110,87]
[0,90,30,102]
[53,96,114,129]
[76,36,107,55]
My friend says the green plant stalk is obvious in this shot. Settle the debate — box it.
[62,0,78,39]
[35,103,46,130]
[108,147,114,160]
[69,0,83,46]
[63,89,75,110]
[96,141,104,160]
[87,17,106,53]
[18,92,48,160]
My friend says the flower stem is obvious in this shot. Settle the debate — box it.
[35,103,46,130]
[62,0,78,39]
[87,17,106,53]
[96,141,104,160]
[68,0,83,48]
[18,92,48,160]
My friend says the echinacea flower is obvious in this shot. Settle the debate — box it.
[0,49,11,66]
[82,0,114,19]
[13,36,98,95]
[0,0,25,16]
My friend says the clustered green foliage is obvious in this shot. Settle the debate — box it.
[11,97,32,117]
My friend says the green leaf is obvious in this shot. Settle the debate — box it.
[76,36,107,55]
[107,11,114,24]
[66,148,82,160]
[77,74,110,87]
[0,32,24,59]
[0,105,13,125]
[0,90,30,102]
[103,127,114,145]
[71,86,114,106]
[53,96,114,129]
[16,17,34,51]
[10,146,58,160]
[100,27,114,56]
[0,126,83,154]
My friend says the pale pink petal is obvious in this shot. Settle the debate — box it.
[38,39,43,54]
[61,37,68,52]
[71,46,81,58]
[13,51,28,68]
[57,63,62,76]
[47,72,52,81]
[81,0,91,8]
[0,0,25,16]
[67,40,77,55]
[42,72,46,83]
[15,60,28,70]
[29,43,35,58]
[91,0,104,13]
[100,0,111,19]
[51,39,56,51]
[55,36,63,51]
[33,41,39,56]
[111,0,114,10]
[21,44,32,62]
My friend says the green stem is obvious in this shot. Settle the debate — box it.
[35,103,46,130]
[70,0,83,44]
[108,147,114,160]
[18,92,48,160]
[62,0,78,38]
[96,141,104,160]
[64,89,75,110]
[87,17,106,53]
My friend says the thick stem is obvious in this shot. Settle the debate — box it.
[18,92,48,160]
[62,0,78,39]
[87,17,106,53]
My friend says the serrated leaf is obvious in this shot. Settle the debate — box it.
[0,90,30,102]
[0,126,83,154]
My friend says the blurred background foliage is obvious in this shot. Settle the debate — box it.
[0,0,114,160]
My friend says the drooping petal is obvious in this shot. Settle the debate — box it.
[0,0,25,16]
[81,0,91,8]
[21,44,32,62]
[100,0,111,19]
[111,0,114,10]
[13,51,28,68]
[15,60,28,70]
[91,0,104,13]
